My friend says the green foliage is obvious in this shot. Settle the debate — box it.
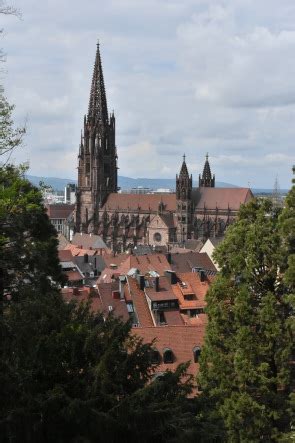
[0,91,25,157]
[0,164,201,442]
[0,287,199,442]
[0,164,64,301]
[199,196,294,442]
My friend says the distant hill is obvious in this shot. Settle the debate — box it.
[26,174,288,195]
[26,174,238,192]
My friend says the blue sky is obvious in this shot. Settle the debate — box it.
[1,0,295,188]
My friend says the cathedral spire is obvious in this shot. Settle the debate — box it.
[88,41,108,123]
[179,153,189,177]
[199,153,215,187]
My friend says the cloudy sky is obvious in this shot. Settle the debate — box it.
[2,0,295,188]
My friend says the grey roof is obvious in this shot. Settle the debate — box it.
[73,255,106,273]
[133,245,153,255]
[72,233,107,250]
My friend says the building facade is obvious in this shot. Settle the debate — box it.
[75,44,253,251]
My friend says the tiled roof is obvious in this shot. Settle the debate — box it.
[132,325,204,376]
[74,255,105,273]
[118,254,172,276]
[172,272,211,310]
[127,276,154,327]
[58,249,73,262]
[102,193,177,212]
[61,287,101,312]
[64,244,99,257]
[170,251,217,273]
[103,252,131,268]
[145,276,178,302]
[46,204,75,219]
[97,268,120,284]
[97,282,130,322]
[192,187,253,211]
[72,233,107,250]
[65,270,84,282]
[164,310,184,326]
[57,233,69,250]
[102,188,252,214]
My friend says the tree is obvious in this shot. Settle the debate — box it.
[0,166,202,442]
[0,287,200,442]
[0,164,64,305]
[198,196,294,442]
[0,91,25,157]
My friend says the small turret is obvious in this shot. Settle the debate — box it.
[199,153,215,187]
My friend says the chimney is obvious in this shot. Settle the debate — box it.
[166,252,172,264]
[154,276,159,292]
[112,290,120,300]
[84,253,88,263]
[165,270,177,285]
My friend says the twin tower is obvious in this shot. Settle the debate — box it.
[75,43,215,234]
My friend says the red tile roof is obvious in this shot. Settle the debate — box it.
[97,282,130,322]
[164,310,184,326]
[118,254,172,276]
[61,287,101,313]
[194,187,253,211]
[145,276,178,302]
[58,249,73,262]
[172,272,211,310]
[64,244,99,257]
[127,276,154,327]
[46,204,75,219]
[132,325,204,376]
[65,270,84,282]
[103,193,177,212]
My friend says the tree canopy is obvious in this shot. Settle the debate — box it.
[199,193,295,442]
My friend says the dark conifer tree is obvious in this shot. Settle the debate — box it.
[199,195,294,442]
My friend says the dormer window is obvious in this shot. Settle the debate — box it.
[163,348,174,364]
[150,348,161,365]
[193,346,201,363]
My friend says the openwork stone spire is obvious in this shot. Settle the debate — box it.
[179,154,189,177]
[199,153,215,187]
[88,42,108,123]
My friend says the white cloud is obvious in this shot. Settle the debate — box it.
[1,0,295,188]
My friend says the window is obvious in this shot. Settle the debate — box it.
[153,232,161,242]
[159,311,166,324]
[193,346,201,363]
[150,349,161,364]
[127,303,134,313]
[163,348,174,364]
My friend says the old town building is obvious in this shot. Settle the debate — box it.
[75,43,253,251]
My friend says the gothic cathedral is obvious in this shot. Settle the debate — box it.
[75,44,252,251]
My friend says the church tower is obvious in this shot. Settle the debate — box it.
[199,153,215,187]
[75,43,118,233]
[176,155,193,243]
